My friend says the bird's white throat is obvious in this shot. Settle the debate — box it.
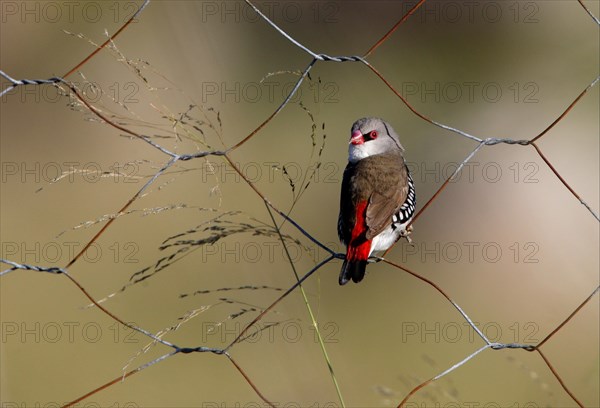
[348,143,381,163]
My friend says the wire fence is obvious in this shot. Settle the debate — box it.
[1,0,598,407]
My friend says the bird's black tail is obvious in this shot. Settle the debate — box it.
[339,259,368,285]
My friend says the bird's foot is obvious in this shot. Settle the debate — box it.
[400,225,414,244]
[368,256,385,263]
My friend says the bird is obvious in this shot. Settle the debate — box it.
[337,117,416,285]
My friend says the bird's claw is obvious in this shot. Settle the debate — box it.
[368,256,385,263]
[400,225,414,245]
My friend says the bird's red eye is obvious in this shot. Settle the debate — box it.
[369,130,378,139]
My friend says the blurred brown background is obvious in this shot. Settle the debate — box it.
[1,1,598,406]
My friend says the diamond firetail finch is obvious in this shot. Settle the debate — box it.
[337,117,416,285]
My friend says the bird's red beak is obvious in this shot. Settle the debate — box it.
[350,130,364,145]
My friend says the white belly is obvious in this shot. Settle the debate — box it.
[369,219,411,255]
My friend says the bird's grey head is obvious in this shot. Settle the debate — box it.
[348,117,404,163]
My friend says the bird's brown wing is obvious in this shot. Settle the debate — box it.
[364,163,409,240]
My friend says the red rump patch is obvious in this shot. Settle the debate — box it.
[346,201,371,261]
